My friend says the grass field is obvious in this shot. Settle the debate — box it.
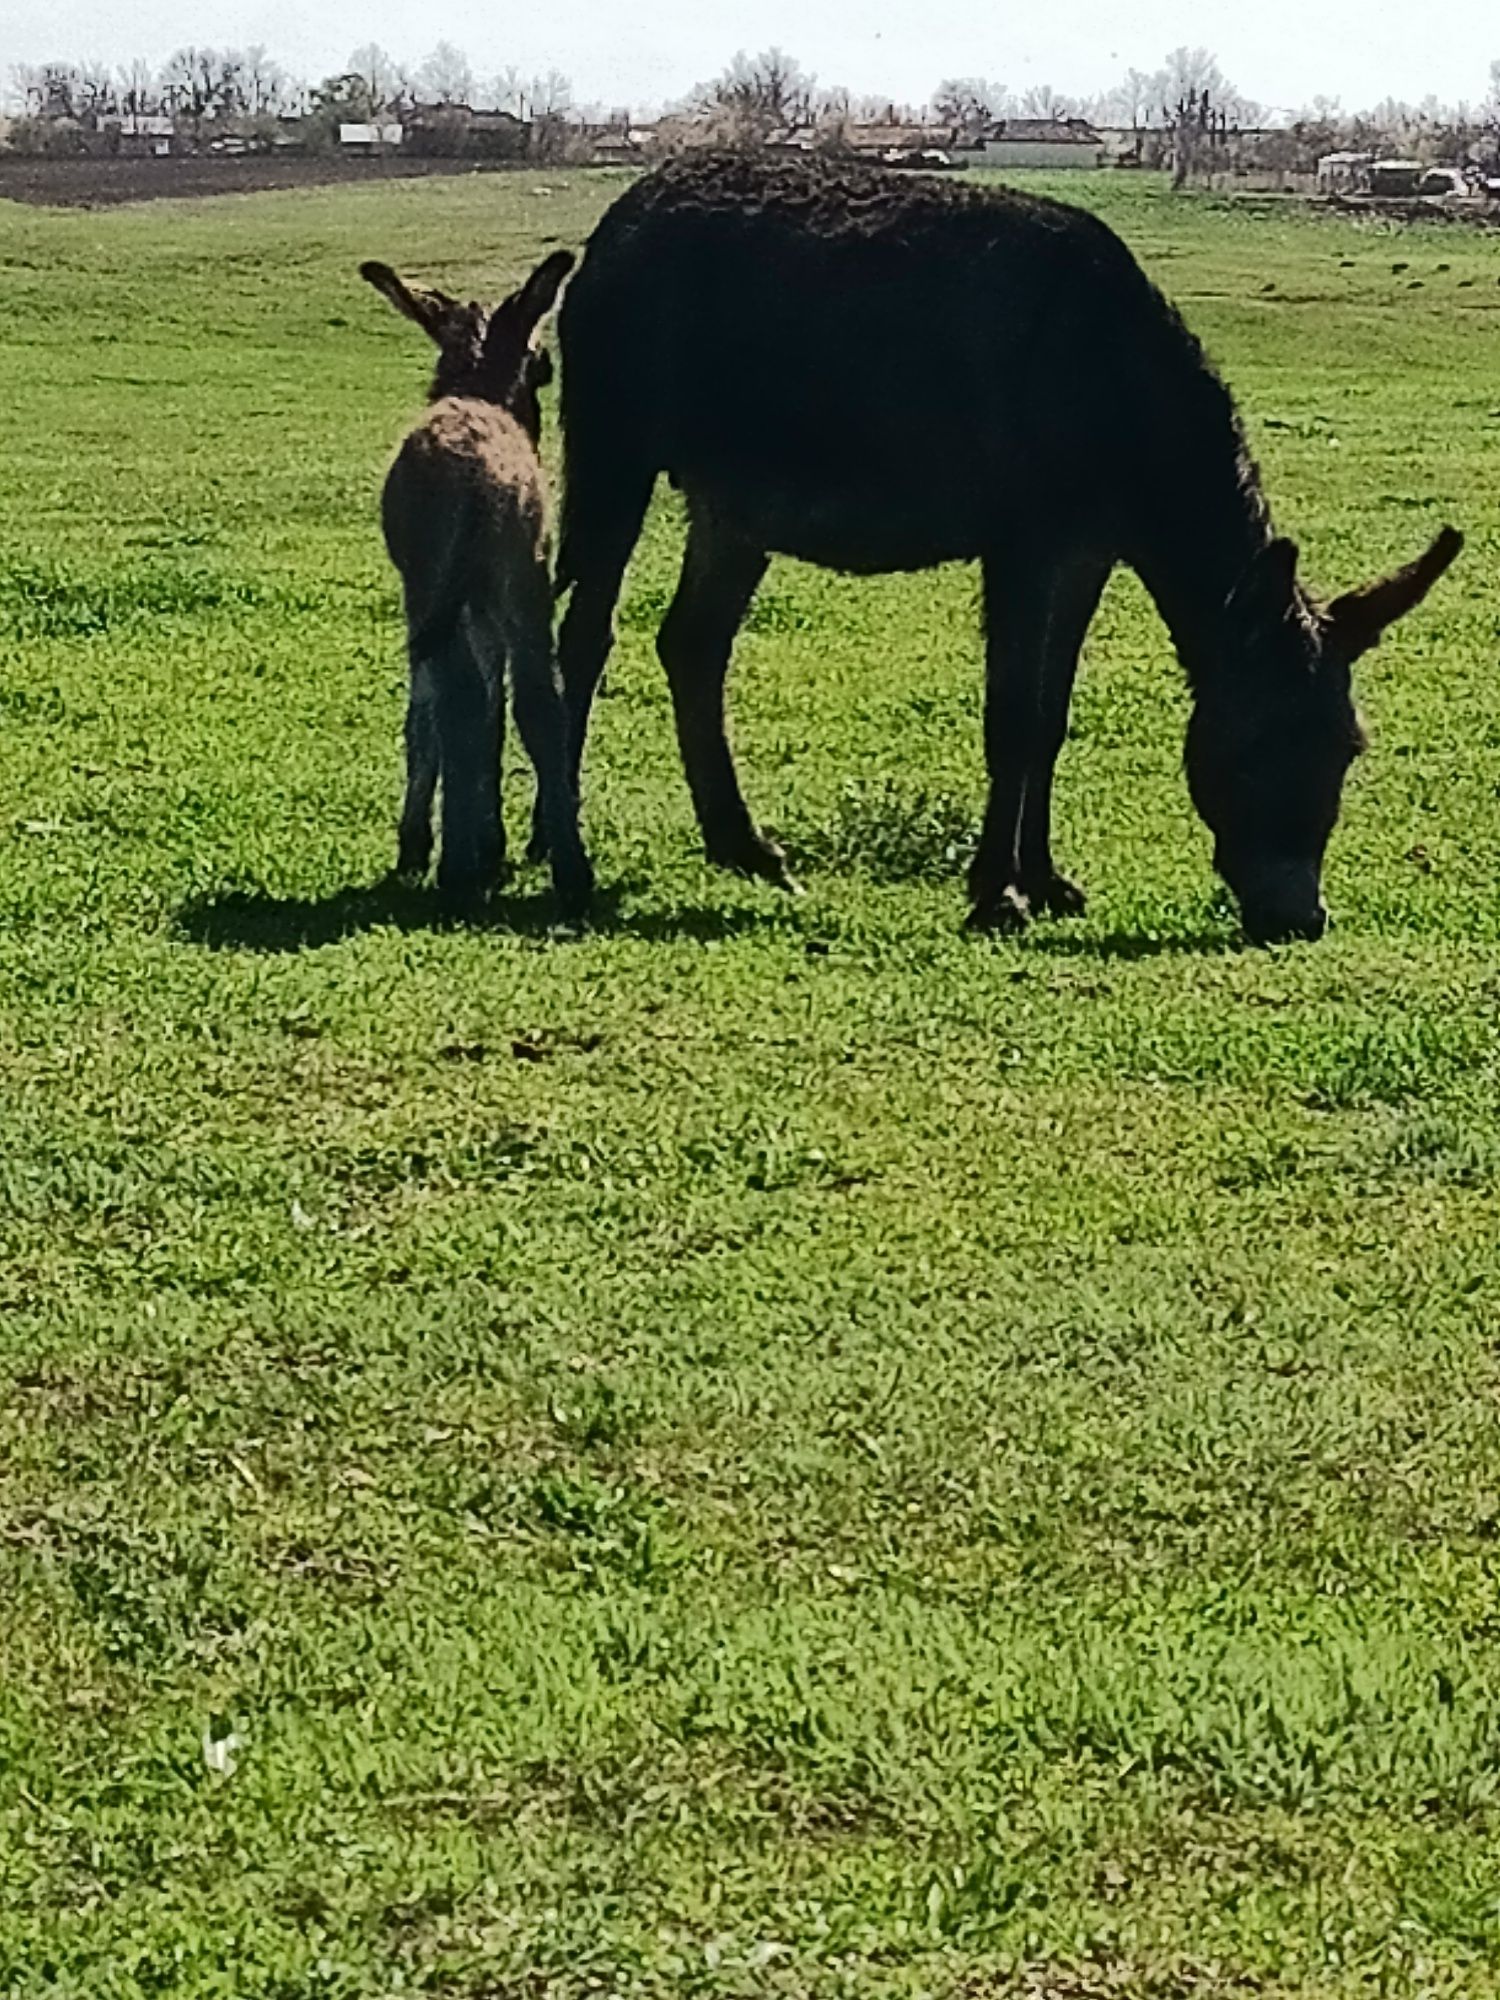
[1,166,1499,1996]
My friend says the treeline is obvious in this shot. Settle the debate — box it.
[6,42,574,132]
[8,39,1500,169]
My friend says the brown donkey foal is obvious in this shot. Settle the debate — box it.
[361,251,591,916]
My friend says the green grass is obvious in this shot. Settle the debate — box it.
[1,166,1499,1996]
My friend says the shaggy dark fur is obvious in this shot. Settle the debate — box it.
[361,252,591,916]
[549,150,1460,941]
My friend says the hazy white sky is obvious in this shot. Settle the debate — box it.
[5,0,1496,115]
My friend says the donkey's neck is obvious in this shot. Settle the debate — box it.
[1125,372,1275,690]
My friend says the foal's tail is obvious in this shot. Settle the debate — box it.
[399,500,479,658]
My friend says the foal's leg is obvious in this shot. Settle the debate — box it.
[656,505,792,889]
[968,552,1107,932]
[432,610,503,900]
[397,651,439,877]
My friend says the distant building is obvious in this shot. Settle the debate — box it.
[1368,158,1425,197]
[1317,150,1373,193]
[339,122,404,151]
[404,105,529,160]
[963,118,1104,170]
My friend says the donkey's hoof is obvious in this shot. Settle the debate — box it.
[965,886,1031,935]
[436,857,497,907]
[1029,873,1087,919]
[551,856,595,923]
[708,830,800,894]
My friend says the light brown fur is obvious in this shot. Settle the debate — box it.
[362,251,591,915]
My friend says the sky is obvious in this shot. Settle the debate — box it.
[5,0,1497,117]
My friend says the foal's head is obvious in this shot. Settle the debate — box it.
[1185,526,1462,944]
[359,249,575,442]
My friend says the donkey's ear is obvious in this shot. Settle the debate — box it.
[1325,526,1463,662]
[1225,536,1301,628]
[359,260,449,343]
[507,249,576,333]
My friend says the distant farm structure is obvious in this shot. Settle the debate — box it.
[4,44,1500,211]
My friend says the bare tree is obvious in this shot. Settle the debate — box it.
[418,41,475,108]
[691,47,817,146]
[238,46,294,118]
[525,70,574,120]
[14,61,83,119]
[1018,82,1074,120]
[75,61,118,120]
[346,44,408,114]
[160,46,244,124]
[1152,48,1261,186]
[115,58,161,118]
[932,77,1009,131]
[1101,67,1158,136]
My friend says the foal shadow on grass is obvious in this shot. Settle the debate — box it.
[176,874,778,955]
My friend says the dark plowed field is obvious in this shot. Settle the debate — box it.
[0,151,547,208]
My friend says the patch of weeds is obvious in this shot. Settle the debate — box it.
[0,684,72,725]
[530,1472,688,1585]
[617,580,815,635]
[1298,1015,1486,1111]
[0,556,320,639]
[795,776,976,883]
[548,1378,645,1452]
[1381,1109,1500,1187]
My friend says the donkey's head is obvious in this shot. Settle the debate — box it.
[359,250,575,440]
[1185,525,1461,944]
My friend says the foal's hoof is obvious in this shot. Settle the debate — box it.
[1029,873,1088,919]
[965,886,1031,935]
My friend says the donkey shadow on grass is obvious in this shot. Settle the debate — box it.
[175,873,782,955]
[177,869,1237,960]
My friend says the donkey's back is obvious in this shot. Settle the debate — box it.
[559,151,1180,577]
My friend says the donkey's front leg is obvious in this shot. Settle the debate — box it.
[1017,559,1110,919]
[967,551,1045,932]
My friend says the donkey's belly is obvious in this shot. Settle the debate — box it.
[679,473,987,576]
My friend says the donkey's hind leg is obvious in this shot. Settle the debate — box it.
[657,502,792,890]
[528,462,655,864]
[432,610,504,901]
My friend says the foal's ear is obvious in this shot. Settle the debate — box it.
[1225,537,1301,629]
[508,248,576,333]
[359,260,453,343]
[1325,526,1463,662]
[484,251,576,375]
